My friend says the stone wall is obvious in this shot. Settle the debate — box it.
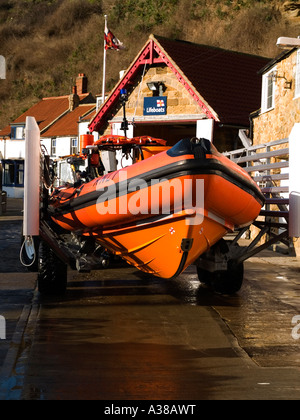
[108,65,206,125]
[253,50,300,256]
[253,51,300,145]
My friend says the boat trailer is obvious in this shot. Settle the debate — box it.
[20,117,300,295]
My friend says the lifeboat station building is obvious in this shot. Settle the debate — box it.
[89,35,270,152]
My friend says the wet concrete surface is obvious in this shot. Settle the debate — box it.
[0,206,36,400]
[1,199,300,400]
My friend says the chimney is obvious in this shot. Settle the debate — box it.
[69,85,80,111]
[76,73,88,95]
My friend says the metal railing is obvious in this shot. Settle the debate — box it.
[223,136,291,260]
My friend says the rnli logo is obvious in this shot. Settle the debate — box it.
[143,96,167,116]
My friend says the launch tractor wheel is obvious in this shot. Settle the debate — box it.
[38,241,68,295]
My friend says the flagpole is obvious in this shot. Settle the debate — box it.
[102,14,108,105]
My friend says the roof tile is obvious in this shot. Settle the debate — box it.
[0,93,94,137]
[42,104,96,137]
[155,36,270,126]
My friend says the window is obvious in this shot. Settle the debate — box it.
[10,127,16,139]
[15,162,24,186]
[51,138,57,156]
[261,68,275,113]
[295,50,300,98]
[10,125,25,139]
[16,126,25,139]
[3,160,24,187]
[71,138,78,155]
[3,161,14,185]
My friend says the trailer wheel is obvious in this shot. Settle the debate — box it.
[38,241,68,295]
[211,261,244,295]
[196,267,212,286]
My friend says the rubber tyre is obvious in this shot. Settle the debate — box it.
[211,261,244,295]
[196,267,213,286]
[38,241,68,295]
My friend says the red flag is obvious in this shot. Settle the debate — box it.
[104,23,124,50]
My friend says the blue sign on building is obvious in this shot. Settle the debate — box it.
[143,96,167,116]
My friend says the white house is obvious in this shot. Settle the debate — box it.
[0,74,96,197]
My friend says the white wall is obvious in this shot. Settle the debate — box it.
[41,137,51,156]
[0,139,25,159]
[111,122,134,169]
[41,136,72,158]
[196,119,214,141]
[78,122,98,142]
[0,140,4,159]
[289,124,300,238]
[3,186,24,199]
[56,136,71,157]
[112,122,134,138]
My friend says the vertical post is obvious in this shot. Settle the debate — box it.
[196,119,214,141]
[265,144,272,242]
[102,15,108,105]
[23,117,40,237]
[289,123,300,238]
[122,101,127,138]
[120,89,129,138]
[0,315,5,340]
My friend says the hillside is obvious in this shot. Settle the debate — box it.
[0,0,300,129]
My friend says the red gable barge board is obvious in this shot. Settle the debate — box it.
[89,35,270,133]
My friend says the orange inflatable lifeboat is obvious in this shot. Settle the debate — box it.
[49,137,264,279]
